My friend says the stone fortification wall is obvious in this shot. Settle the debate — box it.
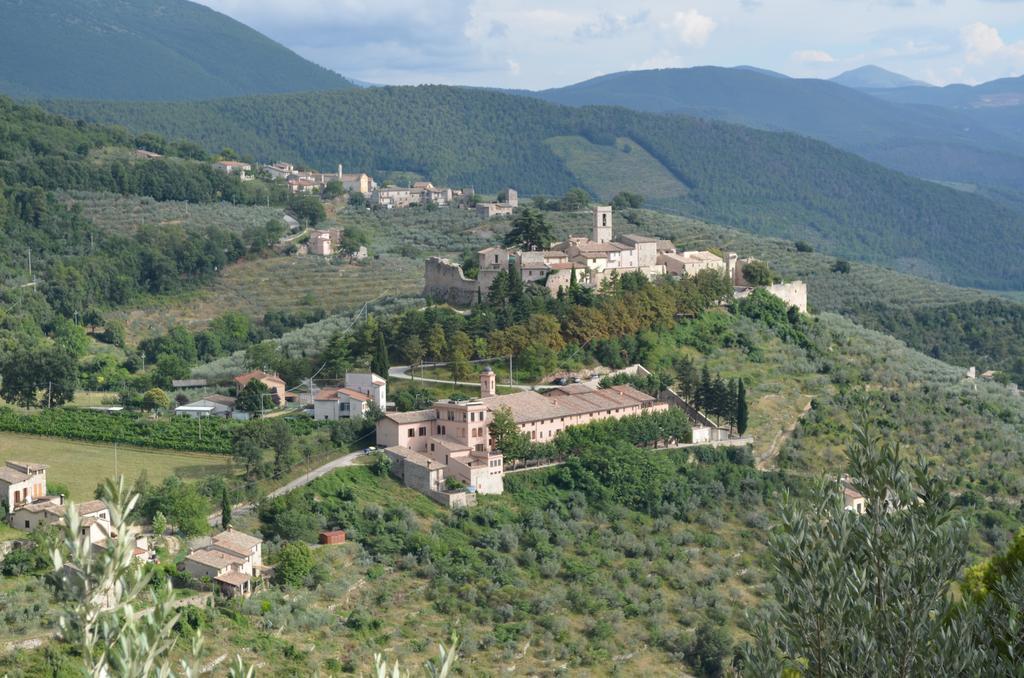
[423,257,480,306]
[766,281,808,313]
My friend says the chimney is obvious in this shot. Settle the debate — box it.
[338,163,343,178]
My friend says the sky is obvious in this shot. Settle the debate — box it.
[196,0,1024,89]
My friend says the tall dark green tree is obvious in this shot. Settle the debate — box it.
[503,207,552,251]
[736,378,749,435]
[371,329,390,377]
[220,486,232,530]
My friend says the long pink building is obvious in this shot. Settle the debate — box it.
[377,368,668,499]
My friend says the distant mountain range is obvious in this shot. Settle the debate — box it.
[830,65,932,90]
[0,0,352,101]
[527,66,1024,204]
[3,0,1024,290]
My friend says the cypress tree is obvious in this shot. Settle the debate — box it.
[371,329,389,377]
[220,486,232,530]
[736,378,748,435]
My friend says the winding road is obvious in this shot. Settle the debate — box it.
[388,363,534,391]
[208,451,363,526]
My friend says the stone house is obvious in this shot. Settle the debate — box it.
[182,528,262,597]
[0,461,48,511]
[475,188,518,218]
[233,370,287,406]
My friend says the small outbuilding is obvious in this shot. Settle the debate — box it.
[319,529,347,545]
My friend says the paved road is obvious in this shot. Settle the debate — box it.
[267,451,362,498]
[208,451,363,525]
[389,364,533,391]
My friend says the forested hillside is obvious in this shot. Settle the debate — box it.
[529,67,1024,198]
[0,97,297,362]
[44,86,1024,290]
[0,0,351,101]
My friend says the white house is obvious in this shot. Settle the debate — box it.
[313,372,386,421]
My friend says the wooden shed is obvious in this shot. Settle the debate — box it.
[319,530,347,545]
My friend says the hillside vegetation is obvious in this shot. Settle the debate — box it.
[0,0,351,101]
[530,66,1024,200]
[42,86,1024,290]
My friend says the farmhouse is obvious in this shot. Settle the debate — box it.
[182,528,263,597]
[313,371,386,421]
[0,460,47,511]
[212,161,252,181]
[378,367,669,503]
[476,188,519,218]
[233,370,287,405]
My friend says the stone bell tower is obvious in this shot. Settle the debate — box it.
[480,366,496,398]
[593,205,612,243]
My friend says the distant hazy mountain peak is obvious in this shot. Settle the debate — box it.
[831,65,932,89]
[732,65,791,79]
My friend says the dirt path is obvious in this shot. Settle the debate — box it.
[759,397,813,471]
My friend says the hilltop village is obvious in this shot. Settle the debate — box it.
[425,204,808,312]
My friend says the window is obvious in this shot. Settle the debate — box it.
[430,444,435,452]
[24,520,30,528]
[407,428,415,437]
[419,427,427,436]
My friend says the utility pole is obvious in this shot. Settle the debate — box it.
[47,381,52,409]
[27,249,32,283]
[509,355,513,388]
[114,442,118,478]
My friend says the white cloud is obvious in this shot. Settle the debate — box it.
[791,49,836,63]
[507,60,521,75]
[962,21,1024,65]
[665,9,717,47]
[574,11,649,40]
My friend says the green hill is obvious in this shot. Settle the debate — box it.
[42,86,1024,290]
[529,67,1024,199]
[0,0,351,101]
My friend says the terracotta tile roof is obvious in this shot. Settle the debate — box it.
[315,387,371,402]
[384,409,437,425]
[233,371,285,387]
[186,549,242,570]
[16,501,65,515]
[212,529,261,553]
[386,445,445,470]
[215,571,251,587]
[481,386,656,424]
[76,500,108,517]
[6,461,48,473]
[619,233,658,243]
[0,467,30,484]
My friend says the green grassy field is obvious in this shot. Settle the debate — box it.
[545,135,690,201]
[0,433,232,500]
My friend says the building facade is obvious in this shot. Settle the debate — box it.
[377,368,669,501]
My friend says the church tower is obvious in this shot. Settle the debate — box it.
[593,206,613,243]
[480,366,496,398]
